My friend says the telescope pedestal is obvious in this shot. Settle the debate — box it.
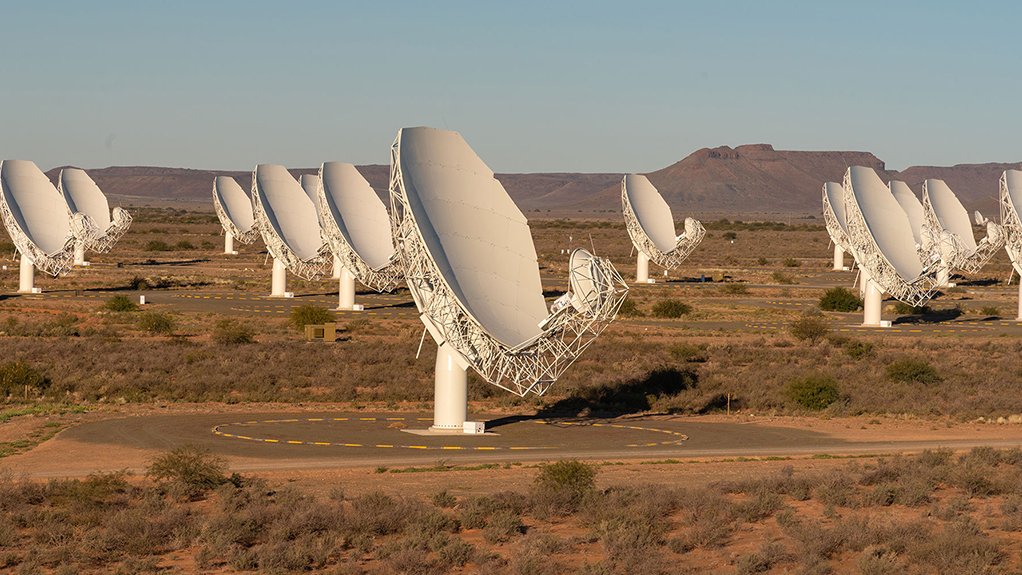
[832,245,844,271]
[337,267,357,311]
[431,344,468,432]
[332,256,342,279]
[18,256,35,294]
[636,252,651,284]
[224,232,237,255]
[73,242,89,266]
[270,258,288,297]
[862,279,883,326]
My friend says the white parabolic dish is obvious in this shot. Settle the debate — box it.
[1000,170,1022,275]
[889,180,926,247]
[925,179,977,251]
[299,174,323,215]
[621,174,705,268]
[922,178,1004,273]
[390,126,628,398]
[318,162,402,292]
[822,181,850,248]
[58,168,132,253]
[212,176,258,243]
[251,164,328,279]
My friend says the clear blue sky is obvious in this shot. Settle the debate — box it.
[2,1,1019,173]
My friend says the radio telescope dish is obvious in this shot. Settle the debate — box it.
[390,127,628,432]
[842,166,941,326]
[999,170,1022,320]
[622,174,704,283]
[889,180,927,250]
[251,164,330,297]
[822,182,851,270]
[212,176,258,255]
[922,178,1004,275]
[317,162,403,310]
[0,160,99,293]
[57,168,132,266]
[299,174,322,213]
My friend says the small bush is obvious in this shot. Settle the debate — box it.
[290,305,335,329]
[785,373,840,410]
[103,295,138,313]
[651,299,691,318]
[844,339,875,360]
[147,446,228,496]
[771,271,795,285]
[0,361,50,397]
[670,343,708,363]
[174,240,195,250]
[145,240,171,252]
[757,257,769,265]
[128,276,150,290]
[721,283,749,295]
[783,257,801,268]
[138,311,175,334]
[893,302,930,315]
[819,287,862,312]
[482,510,524,544]
[212,319,255,345]
[617,298,644,317]
[722,231,738,241]
[790,313,829,344]
[533,460,597,513]
[886,357,941,385]
[980,306,1000,317]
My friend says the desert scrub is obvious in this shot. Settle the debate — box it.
[771,271,795,285]
[290,305,335,329]
[147,445,229,497]
[720,283,749,295]
[819,287,862,312]
[886,357,941,385]
[670,343,708,363]
[783,257,801,268]
[0,361,50,397]
[212,319,255,345]
[137,311,175,334]
[785,373,840,410]
[651,299,691,318]
[843,339,875,359]
[103,295,138,313]
[617,298,644,317]
[789,313,829,344]
[145,240,171,252]
[893,302,931,315]
[533,460,597,515]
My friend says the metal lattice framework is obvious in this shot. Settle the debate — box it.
[213,183,259,245]
[921,182,1004,274]
[317,190,404,293]
[82,207,132,253]
[621,183,705,269]
[250,174,330,281]
[0,194,98,276]
[822,183,851,253]
[842,170,940,306]
[999,172,1022,275]
[390,138,629,397]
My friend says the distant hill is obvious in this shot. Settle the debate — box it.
[44,146,1021,218]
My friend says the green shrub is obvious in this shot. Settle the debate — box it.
[893,302,930,315]
[722,231,738,241]
[617,298,644,317]
[886,357,941,385]
[0,361,50,397]
[785,373,840,410]
[290,305,335,329]
[771,271,795,285]
[138,311,175,334]
[212,319,255,344]
[146,445,228,496]
[174,240,195,250]
[670,343,708,363]
[145,240,171,252]
[783,257,801,268]
[980,306,1000,317]
[721,283,749,295]
[535,460,597,504]
[651,299,691,318]
[819,287,862,312]
[128,276,150,290]
[757,257,769,266]
[103,295,138,312]
[789,313,829,344]
[844,340,875,360]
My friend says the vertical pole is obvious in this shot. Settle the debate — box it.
[636,251,650,284]
[832,245,844,270]
[18,255,34,293]
[432,344,468,432]
[332,255,342,279]
[862,278,882,326]
[73,241,87,266]
[224,232,235,255]
[337,266,356,310]
[270,258,287,297]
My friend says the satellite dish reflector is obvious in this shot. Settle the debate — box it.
[299,174,323,215]
[842,166,940,325]
[251,165,329,295]
[390,127,627,432]
[212,176,258,254]
[975,210,989,226]
[622,174,704,283]
[317,162,403,308]
[822,182,851,270]
[57,168,132,265]
[888,180,927,248]
[0,160,99,292]
[922,178,1004,273]
[999,170,1022,319]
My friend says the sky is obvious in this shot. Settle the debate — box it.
[2,1,1020,174]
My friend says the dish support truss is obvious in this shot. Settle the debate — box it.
[390,143,629,398]
[80,207,132,253]
[922,187,1004,275]
[822,185,850,253]
[842,171,940,307]
[0,196,99,276]
[250,181,330,281]
[212,186,260,245]
[317,206,404,294]
[1000,173,1022,276]
[622,189,705,269]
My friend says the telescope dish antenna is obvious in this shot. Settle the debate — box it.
[0,160,99,293]
[212,176,258,255]
[251,165,330,297]
[57,168,132,266]
[622,174,704,283]
[842,166,940,326]
[922,178,1004,275]
[822,181,851,270]
[317,162,404,311]
[999,170,1022,320]
[390,127,627,433]
[299,174,323,214]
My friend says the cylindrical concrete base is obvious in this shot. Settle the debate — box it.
[337,267,356,310]
[431,344,468,431]
[862,279,882,326]
[73,242,88,266]
[832,245,844,271]
[332,256,342,279]
[270,258,287,297]
[224,232,235,255]
[18,256,34,293]
[636,251,650,284]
